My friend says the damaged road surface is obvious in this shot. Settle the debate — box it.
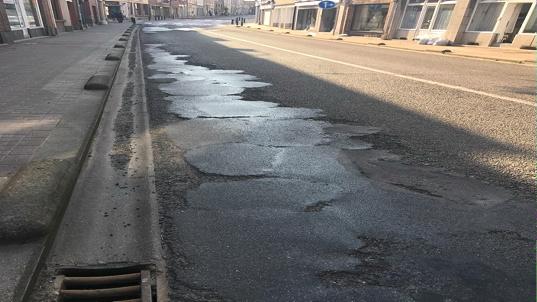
[142,19,534,302]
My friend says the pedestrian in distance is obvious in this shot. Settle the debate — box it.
[131,17,136,24]
[117,13,124,23]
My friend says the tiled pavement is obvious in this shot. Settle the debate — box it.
[0,23,129,190]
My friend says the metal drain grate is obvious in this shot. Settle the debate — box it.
[55,266,155,302]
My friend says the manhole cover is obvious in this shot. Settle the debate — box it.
[55,265,155,301]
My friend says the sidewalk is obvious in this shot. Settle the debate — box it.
[0,22,130,301]
[241,24,536,65]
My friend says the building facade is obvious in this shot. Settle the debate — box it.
[0,0,92,43]
[257,0,537,48]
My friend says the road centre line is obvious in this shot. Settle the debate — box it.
[203,30,535,108]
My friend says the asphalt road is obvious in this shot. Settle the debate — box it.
[141,19,534,302]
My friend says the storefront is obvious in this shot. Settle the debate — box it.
[462,0,537,47]
[295,7,316,29]
[340,0,397,37]
[397,0,456,40]
[271,5,295,28]
[349,3,389,35]
[3,0,44,39]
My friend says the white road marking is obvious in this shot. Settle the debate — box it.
[203,30,535,108]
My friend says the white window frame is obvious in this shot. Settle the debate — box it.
[430,0,457,31]
[399,0,456,31]
[399,0,426,30]
[517,1,537,35]
[421,3,440,30]
[16,0,44,29]
[465,0,506,33]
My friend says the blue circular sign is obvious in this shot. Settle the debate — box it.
[319,0,336,9]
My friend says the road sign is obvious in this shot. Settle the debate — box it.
[319,0,336,9]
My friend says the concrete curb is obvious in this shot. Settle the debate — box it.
[0,160,74,242]
[238,25,536,66]
[2,24,139,302]
[105,49,125,61]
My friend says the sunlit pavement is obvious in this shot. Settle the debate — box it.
[142,18,533,301]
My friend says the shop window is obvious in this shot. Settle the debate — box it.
[433,3,454,29]
[351,4,389,32]
[420,6,435,29]
[401,5,423,29]
[468,1,504,31]
[4,0,23,28]
[22,0,40,27]
[271,7,294,29]
[296,8,317,30]
[523,5,537,33]
[320,8,336,32]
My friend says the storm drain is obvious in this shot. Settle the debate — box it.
[55,266,155,302]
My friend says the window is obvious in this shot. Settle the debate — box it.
[433,3,454,30]
[22,0,40,27]
[4,0,23,28]
[320,8,336,32]
[468,1,504,32]
[420,6,435,29]
[271,7,294,29]
[401,5,423,29]
[296,8,317,30]
[523,5,537,33]
[351,4,389,32]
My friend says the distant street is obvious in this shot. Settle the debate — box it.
[141,19,534,302]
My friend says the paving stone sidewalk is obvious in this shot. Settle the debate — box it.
[0,23,129,191]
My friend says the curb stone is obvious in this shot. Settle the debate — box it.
[0,160,74,242]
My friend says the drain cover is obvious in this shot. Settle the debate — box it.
[55,266,155,301]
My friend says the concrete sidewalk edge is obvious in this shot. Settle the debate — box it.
[238,25,536,65]
[0,24,138,302]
